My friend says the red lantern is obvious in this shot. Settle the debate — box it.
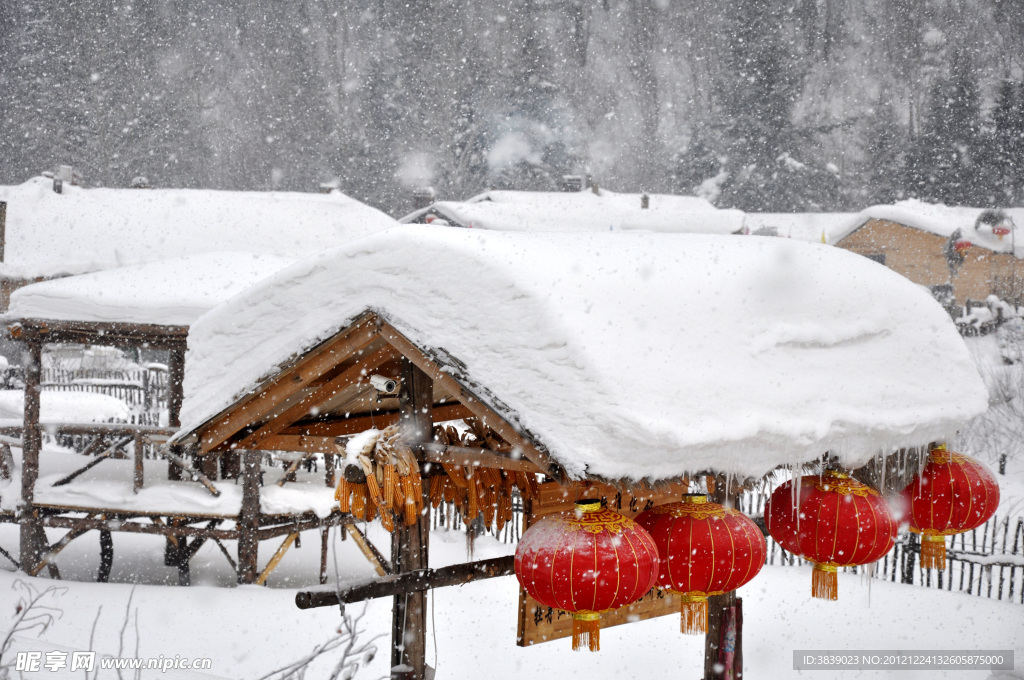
[637,494,766,635]
[992,225,1011,240]
[765,471,896,600]
[901,444,999,570]
[515,499,659,651]
[954,239,973,253]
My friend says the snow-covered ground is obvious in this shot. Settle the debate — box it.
[0,521,1019,680]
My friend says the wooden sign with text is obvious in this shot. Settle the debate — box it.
[515,480,688,646]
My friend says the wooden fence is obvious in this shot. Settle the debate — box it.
[39,368,169,413]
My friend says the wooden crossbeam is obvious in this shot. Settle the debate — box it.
[238,343,401,451]
[51,437,132,487]
[409,442,542,474]
[278,403,474,439]
[295,555,515,609]
[29,521,95,576]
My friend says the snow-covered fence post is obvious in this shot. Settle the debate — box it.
[390,358,433,680]
[237,449,262,583]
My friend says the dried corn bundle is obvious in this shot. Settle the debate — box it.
[335,478,352,513]
[382,464,398,510]
[429,474,445,508]
[351,485,367,519]
[379,507,395,532]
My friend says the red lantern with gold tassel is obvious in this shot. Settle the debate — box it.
[765,470,896,600]
[636,494,766,635]
[514,499,659,651]
[901,444,999,570]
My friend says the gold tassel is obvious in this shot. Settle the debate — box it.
[679,594,707,635]
[921,535,947,570]
[812,563,838,600]
[572,612,600,652]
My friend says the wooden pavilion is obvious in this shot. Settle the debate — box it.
[171,227,986,679]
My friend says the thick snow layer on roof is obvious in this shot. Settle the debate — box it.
[400,189,746,234]
[180,227,987,482]
[835,200,1024,255]
[0,177,399,279]
[6,252,296,326]
[742,212,859,243]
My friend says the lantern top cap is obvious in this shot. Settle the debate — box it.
[825,470,849,479]
[681,493,708,504]
[575,499,602,513]
[931,443,948,452]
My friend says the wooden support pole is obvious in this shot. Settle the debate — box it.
[256,532,299,585]
[132,431,145,493]
[391,359,432,680]
[319,525,330,585]
[295,555,515,609]
[349,524,391,577]
[167,347,185,481]
[19,337,43,574]
[51,437,132,487]
[324,453,335,488]
[705,475,743,680]
[237,450,261,584]
[97,529,113,583]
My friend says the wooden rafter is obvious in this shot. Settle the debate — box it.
[236,343,401,451]
[281,403,474,438]
[378,320,560,478]
[196,314,380,454]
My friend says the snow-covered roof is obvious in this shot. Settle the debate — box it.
[399,189,747,234]
[179,227,987,482]
[835,200,1024,255]
[6,252,296,326]
[0,177,399,279]
[742,212,860,243]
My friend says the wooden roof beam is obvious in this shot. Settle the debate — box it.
[234,343,401,451]
[198,314,379,454]
[378,320,561,479]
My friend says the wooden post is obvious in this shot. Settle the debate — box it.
[319,525,330,585]
[391,359,432,679]
[19,337,43,574]
[0,200,6,263]
[324,453,336,488]
[237,450,261,584]
[705,476,744,680]
[97,529,113,583]
[132,431,145,493]
[167,347,185,481]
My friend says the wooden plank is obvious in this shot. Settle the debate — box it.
[379,320,559,478]
[197,315,379,454]
[256,533,299,585]
[518,588,680,646]
[409,442,542,474]
[238,343,401,451]
[7,318,188,350]
[295,555,515,609]
[237,450,261,584]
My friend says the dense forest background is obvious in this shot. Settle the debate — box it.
[1,0,1023,216]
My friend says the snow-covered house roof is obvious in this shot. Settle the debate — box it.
[6,252,295,327]
[177,227,986,483]
[742,212,860,242]
[0,177,399,280]
[399,189,747,234]
[834,201,1024,254]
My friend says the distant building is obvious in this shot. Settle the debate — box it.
[833,202,1024,306]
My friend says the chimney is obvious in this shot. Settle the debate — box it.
[53,165,73,194]
[129,176,151,189]
[641,193,649,209]
[560,175,584,192]
[413,186,436,211]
